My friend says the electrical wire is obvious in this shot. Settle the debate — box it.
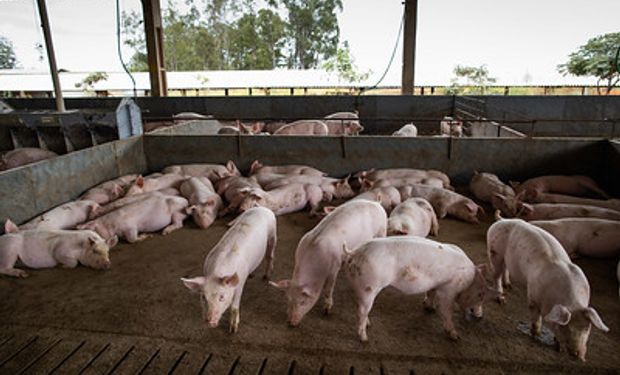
[116,0,137,97]
[615,43,620,75]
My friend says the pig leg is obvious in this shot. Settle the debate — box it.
[229,285,245,334]
[423,290,436,312]
[528,300,542,337]
[488,245,506,304]
[162,212,186,235]
[0,250,28,278]
[322,267,340,315]
[502,269,511,289]
[123,228,151,243]
[356,291,379,342]
[307,186,323,216]
[435,288,460,340]
[56,254,78,269]
[263,232,277,280]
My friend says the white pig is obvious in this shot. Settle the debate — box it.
[249,160,326,177]
[529,192,620,212]
[163,161,241,183]
[20,200,100,230]
[392,123,418,137]
[356,168,452,190]
[324,112,364,135]
[514,203,620,221]
[400,184,484,223]
[352,186,402,213]
[125,173,188,196]
[273,120,329,135]
[387,198,439,237]
[181,207,277,332]
[237,184,324,216]
[512,175,609,201]
[344,236,493,341]
[79,174,137,205]
[180,177,223,229]
[487,217,609,361]
[270,200,387,326]
[0,220,115,277]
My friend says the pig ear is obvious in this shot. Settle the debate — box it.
[250,160,261,174]
[476,263,489,279]
[205,199,217,207]
[226,160,237,174]
[135,175,144,188]
[106,235,119,248]
[4,219,19,234]
[492,193,506,202]
[269,279,290,291]
[477,204,486,218]
[185,205,196,215]
[585,307,609,332]
[251,122,262,133]
[322,206,336,215]
[219,273,239,287]
[181,277,206,293]
[544,304,572,326]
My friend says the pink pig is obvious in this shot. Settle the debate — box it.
[249,160,326,177]
[514,203,620,221]
[387,198,439,237]
[270,200,387,326]
[529,192,620,212]
[0,220,115,277]
[180,177,223,229]
[352,186,402,213]
[324,112,364,135]
[273,120,329,135]
[238,184,324,216]
[362,176,446,192]
[512,175,609,201]
[356,168,452,190]
[162,161,240,183]
[469,172,520,216]
[399,184,484,223]
[125,173,188,196]
[344,236,493,341]
[487,217,609,361]
[181,207,277,332]
[92,189,179,219]
[264,175,355,201]
[79,174,138,205]
[20,200,99,230]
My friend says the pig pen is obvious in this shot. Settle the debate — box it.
[0,127,619,374]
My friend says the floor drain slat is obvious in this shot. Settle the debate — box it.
[227,356,240,375]
[196,353,213,375]
[135,348,160,375]
[167,350,188,375]
[105,345,135,375]
[0,336,38,368]
[48,341,85,375]
[257,358,267,375]
[16,338,63,375]
[77,343,110,375]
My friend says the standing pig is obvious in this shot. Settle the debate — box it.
[163,161,241,183]
[440,116,463,137]
[270,200,387,326]
[344,236,493,341]
[1,220,115,277]
[387,198,439,237]
[487,217,609,361]
[180,177,223,229]
[514,203,620,221]
[512,175,609,200]
[273,120,329,135]
[531,218,620,258]
[400,184,484,223]
[181,207,277,332]
[249,160,326,177]
[324,112,364,135]
[78,195,188,242]
[392,123,418,137]
[20,200,99,230]
[352,186,402,213]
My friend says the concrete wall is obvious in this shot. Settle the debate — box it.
[0,137,146,226]
[469,121,525,138]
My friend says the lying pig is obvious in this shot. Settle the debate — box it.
[79,174,138,205]
[529,192,620,212]
[487,217,609,361]
[163,161,240,183]
[216,176,261,214]
[352,186,402,213]
[0,147,57,171]
[344,236,493,341]
[531,218,620,258]
[512,175,609,200]
[1,220,115,277]
[514,202,620,221]
[20,200,99,230]
[181,207,277,332]
[78,195,188,242]
[400,184,484,223]
[273,120,329,136]
[249,160,326,177]
[92,189,179,218]
[270,200,387,326]
[362,176,445,192]
[264,175,355,201]
[356,168,452,190]
[387,198,438,237]
[392,123,418,137]
[125,173,188,196]
[238,184,324,215]
[180,177,223,229]
[469,172,520,214]
[324,112,364,135]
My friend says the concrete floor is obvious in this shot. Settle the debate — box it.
[0,208,619,374]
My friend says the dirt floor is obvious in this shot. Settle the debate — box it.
[0,204,619,374]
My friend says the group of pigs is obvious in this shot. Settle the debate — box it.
[0,161,618,362]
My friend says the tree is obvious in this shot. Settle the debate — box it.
[0,36,18,69]
[322,41,370,83]
[446,65,496,95]
[558,32,620,95]
[228,9,287,69]
[75,72,109,91]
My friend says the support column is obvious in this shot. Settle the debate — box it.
[401,0,418,95]
[141,0,167,97]
[36,0,65,112]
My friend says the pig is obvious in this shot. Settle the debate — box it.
[20,200,100,230]
[264,175,355,201]
[400,184,484,223]
[0,220,115,277]
[181,207,277,332]
[512,175,609,201]
[215,176,261,214]
[273,120,329,136]
[92,189,179,218]
[173,112,210,121]
[361,176,446,192]
[77,195,188,242]
[352,186,402,213]
[514,202,620,221]
[79,174,138,205]
[392,123,418,137]
[356,168,452,190]
[270,200,387,325]
[469,172,520,216]
[125,173,188,196]
[487,217,609,360]
[440,116,463,137]
[263,121,288,134]
[180,177,223,228]
[162,161,241,183]
[324,112,364,135]
[249,160,326,177]
[0,147,57,171]
[387,198,439,237]
[217,126,240,135]
[237,183,324,216]
[531,218,620,258]
[528,192,620,212]
[344,236,494,341]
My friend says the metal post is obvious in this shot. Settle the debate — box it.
[36,0,65,112]
[401,0,418,95]
[141,0,167,97]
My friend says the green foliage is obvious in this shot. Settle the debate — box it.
[322,41,370,83]
[446,65,496,95]
[558,32,620,95]
[75,72,109,90]
[0,36,18,69]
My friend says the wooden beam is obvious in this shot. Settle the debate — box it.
[401,0,418,95]
[36,0,65,111]
[141,0,167,97]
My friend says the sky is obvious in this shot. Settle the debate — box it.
[0,0,619,85]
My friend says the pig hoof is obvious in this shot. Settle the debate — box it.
[229,324,238,334]
[496,295,506,305]
[18,270,29,278]
[323,304,332,315]
[447,331,460,341]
